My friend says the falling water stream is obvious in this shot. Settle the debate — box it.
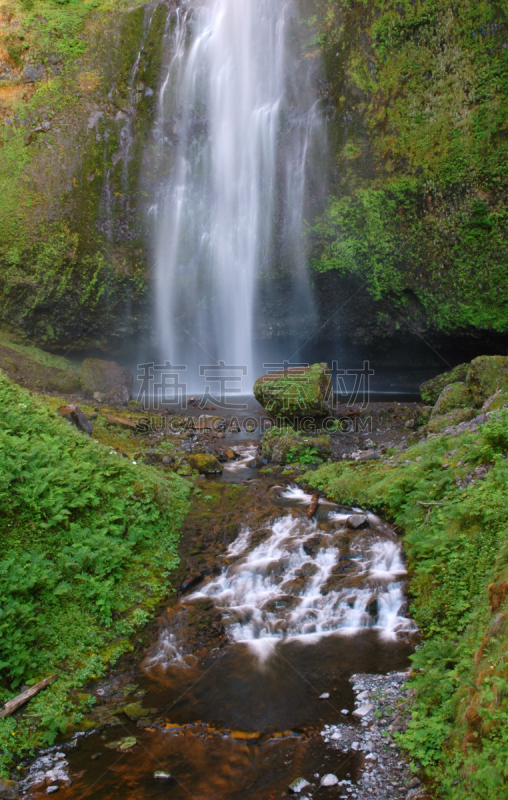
[153,0,323,383]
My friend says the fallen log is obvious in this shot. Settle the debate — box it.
[307,493,320,517]
[0,675,58,719]
[102,412,138,430]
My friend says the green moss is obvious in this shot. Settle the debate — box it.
[261,428,331,465]
[420,363,470,405]
[467,355,508,407]
[310,0,508,334]
[186,453,223,474]
[0,0,165,348]
[425,407,476,433]
[432,382,475,418]
[254,363,331,419]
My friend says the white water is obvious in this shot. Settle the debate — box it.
[153,0,323,386]
[189,510,416,659]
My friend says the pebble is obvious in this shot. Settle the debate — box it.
[288,777,310,793]
[320,774,339,787]
[154,771,172,780]
[319,692,330,699]
[320,671,419,800]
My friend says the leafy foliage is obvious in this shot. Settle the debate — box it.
[310,0,508,332]
[305,410,508,798]
[0,374,189,773]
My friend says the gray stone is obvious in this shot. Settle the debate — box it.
[346,514,369,529]
[154,771,172,780]
[288,777,310,793]
[357,450,381,462]
[0,780,19,800]
[353,703,373,718]
[320,774,339,787]
[23,65,42,83]
[81,358,133,403]
[58,404,93,435]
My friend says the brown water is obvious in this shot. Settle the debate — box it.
[22,475,415,799]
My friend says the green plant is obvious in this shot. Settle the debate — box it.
[0,374,190,774]
[304,417,508,798]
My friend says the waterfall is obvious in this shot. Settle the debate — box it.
[153,0,323,390]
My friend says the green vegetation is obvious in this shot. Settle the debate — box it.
[261,426,331,465]
[0,0,165,347]
[254,363,331,419]
[310,0,508,333]
[0,372,190,775]
[305,410,508,799]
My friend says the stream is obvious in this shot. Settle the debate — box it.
[20,447,419,800]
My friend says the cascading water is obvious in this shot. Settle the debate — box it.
[148,486,416,668]
[153,0,323,387]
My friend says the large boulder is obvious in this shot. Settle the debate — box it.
[81,359,133,405]
[424,407,475,434]
[0,344,81,395]
[420,363,469,405]
[254,363,330,419]
[431,381,474,419]
[466,355,508,407]
[186,453,223,474]
[261,429,331,465]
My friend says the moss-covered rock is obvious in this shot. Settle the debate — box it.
[420,364,469,405]
[414,405,433,428]
[0,342,81,394]
[186,453,223,475]
[261,428,331,465]
[424,408,476,434]
[81,358,132,403]
[466,356,508,407]
[254,363,331,419]
[120,702,150,720]
[431,382,474,418]
[482,390,508,413]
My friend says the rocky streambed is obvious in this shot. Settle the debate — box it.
[15,448,427,800]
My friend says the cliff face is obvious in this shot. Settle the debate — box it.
[0,0,506,352]
[0,0,170,350]
[309,0,508,343]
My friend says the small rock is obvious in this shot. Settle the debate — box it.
[352,703,373,718]
[162,455,174,466]
[93,391,105,403]
[58,405,93,435]
[346,514,369,529]
[23,64,42,83]
[46,789,59,796]
[319,692,330,699]
[120,702,150,720]
[154,771,172,780]
[0,779,19,800]
[320,774,339,787]
[340,708,349,715]
[357,450,380,462]
[408,777,421,788]
[288,777,310,793]
[105,736,137,751]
